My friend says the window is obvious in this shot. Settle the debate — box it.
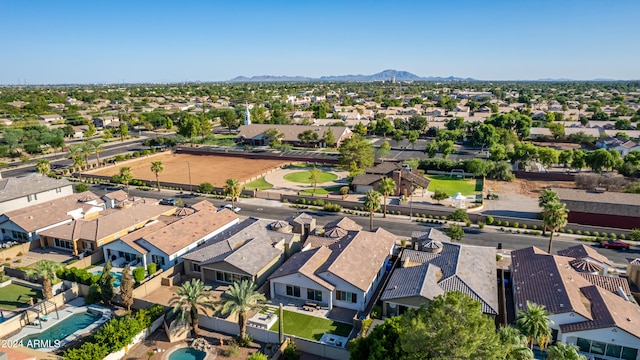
[590,341,606,355]
[56,187,62,193]
[83,241,93,251]
[215,271,249,284]
[336,291,357,303]
[622,347,638,360]
[576,338,591,353]
[606,344,622,358]
[192,263,201,273]
[307,289,322,302]
[27,194,37,202]
[54,238,72,250]
[286,285,301,298]
[151,255,165,266]
[576,337,638,360]
[12,231,28,241]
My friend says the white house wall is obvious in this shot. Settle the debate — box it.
[560,327,640,360]
[548,312,589,331]
[0,218,73,242]
[102,240,147,269]
[270,273,332,308]
[0,185,73,214]
[317,272,366,311]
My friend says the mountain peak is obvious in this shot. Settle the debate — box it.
[229,70,472,82]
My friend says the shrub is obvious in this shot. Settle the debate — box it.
[485,216,494,225]
[593,232,600,237]
[282,341,300,360]
[576,230,583,235]
[465,220,471,227]
[133,267,145,284]
[567,229,574,234]
[495,220,502,226]
[609,233,617,239]
[370,305,382,319]
[631,229,640,241]
[247,353,268,360]
[532,225,538,230]
[521,224,527,229]
[147,263,157,275]
[75,183,90,192]
[198,182,214,194]
[478,221,485,229]
[584,231,591,236]
[238,334,253,347]
[323,203,342,212]
[448,209,469,222]
[513,222,519,229]
[503,221,509,227]
[224,342,241,357]
[496,254,503,261]
[619,234,626,240]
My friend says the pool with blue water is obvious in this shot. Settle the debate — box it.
[168,347,206,360]
[21,312,101,349]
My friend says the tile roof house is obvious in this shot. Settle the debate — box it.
[269,227,397,312]
[511,247,640,359]
[0,191,104,247]
[352,161,431,196]
[381,237,498,317]
[0,174,74,214]
[236,124,352,148]
[182,217,300,287]
[553,188,640,229]
[101,208,239,271]
[38,203,177,256]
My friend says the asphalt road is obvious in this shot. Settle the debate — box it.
[111,186,635,267]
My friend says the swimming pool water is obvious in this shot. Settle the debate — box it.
[96,271,123,287]
[21,312,101,349]
[168,347,206,360]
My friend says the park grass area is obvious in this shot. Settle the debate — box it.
[269,309,352,341]
[244,177,274,191]
[427,175,479,196]
[284,171,338,184]
[0,284,42,310]
[299,185,342,195]
[201,134,236,146]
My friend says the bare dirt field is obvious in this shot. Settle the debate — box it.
[87,154,289,187]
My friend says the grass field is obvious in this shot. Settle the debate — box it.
[427,175,478,196]
[299,185,342,195]
[244,177,273,191]
[0,284,42,310]
[269,309,352,340]
[284,171,338,184]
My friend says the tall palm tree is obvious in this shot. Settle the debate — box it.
[363,190,382,231]
[170,278,216,337]
[25,260,62,300]
[378,177,396,218]
[545,342,586,360]
[90,141,103,165]
[538,189,559,236]
[498,326,534,360]
[150,161,164,192]
[218,280,267,340]
[308,167,320,195]
[543,200,568,254]
[515,301,553,350]
[119,166,133,196]
[81,142,93,166]
[35,159,50,176]
[224,178,243,209]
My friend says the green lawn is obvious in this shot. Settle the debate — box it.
[244,177,273,191]
[269,309,352,340]
[427,175,478,196]
[284,171,337,184]
[299,185,342,195]
[0,283,42,310]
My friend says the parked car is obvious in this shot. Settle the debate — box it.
[600,239,630,250]
[159,198,177,206]
[224,204,241,213]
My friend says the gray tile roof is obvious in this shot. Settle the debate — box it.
[351,174,382,186]
[364,162,403,174]
[382,242,498,315]
[324,217,362,231]
[237,124,351,143]
[557,244,613,266]
[553,187,640,216]
[0,174,71,203]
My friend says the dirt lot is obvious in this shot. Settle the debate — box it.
[87,154,289,187]
[486,178,575,197]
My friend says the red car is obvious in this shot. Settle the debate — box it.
[600,240,631,250]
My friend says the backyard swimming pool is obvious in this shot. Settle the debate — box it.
[168,347,207,360]
[95,271,123,287]
[20,312,101,349]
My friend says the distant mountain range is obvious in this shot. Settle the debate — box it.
[229,69,475,82]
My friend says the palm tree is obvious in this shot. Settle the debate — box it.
[218,280,267,340]
[515,301,553,350]
[363,190,382,231]
[25,260,62,300]
[224,178,243,209]
[543,200,568,254]
[170,278,216,337]
[378,177,396,218]
[538,189,559,236]
[90,141,103,165]
[498,326,534,360]
[308,167,320,195]
[69,145,85,178]
[150,161,164,192]
[81,142,93,166]
[545,342,586,360]
[119,166,133,196]
[35,159,50,176]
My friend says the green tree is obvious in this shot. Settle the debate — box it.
[558,150,573,169]
[120,266,134,311]
[472,124,499,152]
[631,228,640,241]
[406,130,419,149]
[363,190,382,231]
[150,161,164,192]
[219,280,267,340]
[84,123,97,138]
[545,342,586,360]
[586,148,615,174]
[515,301,553,350]
[547,122,565,140]
[353,122,367,136]
[69,145,85,174]
[198,182,214,194]
[339,134,374,170]
[171,278,216,337]
[498,326,534,360]
[297,129,319,147]
[224,178,243,210]
[378,177,396,218]
[90,141,104,165]
[538,189,559,210]
[438,140,455,158]
[377,140,391,158]
[466,158,488,177]
[543,200,568,254]
[570,149,586,171]
[447,224,464,241]
[537,147,559,170]
[35,159,50,176]
[425,140,438,158]
[399,291,502,359]
[119,122,129,142]
[98,260,115,304]
[25,260,62,300]
[220,109,239,133]
[265,128,284,148]
[324,127,336,147]
[348,316,404,360]
[308,167,320,195]
[393,130,404,146]
[119,166,133,196]
[75,183,89,192]
[431,189,448,204]
[375,117,395,138]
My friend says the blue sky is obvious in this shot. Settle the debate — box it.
[1,0,639,84]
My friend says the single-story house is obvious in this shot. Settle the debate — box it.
[352,161,431,196]
[92,116,120,129]
[182,218,300,287]
[552,188,640,229]
[236,124,352,148]
[101,207,239,271]
[511,247,640,359]
[39,114,64,123]
[269,226,397,312]
[381,230,498,317]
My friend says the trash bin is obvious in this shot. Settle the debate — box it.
[497,243,502,249]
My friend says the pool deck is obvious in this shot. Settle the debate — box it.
[7,298,111,352]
